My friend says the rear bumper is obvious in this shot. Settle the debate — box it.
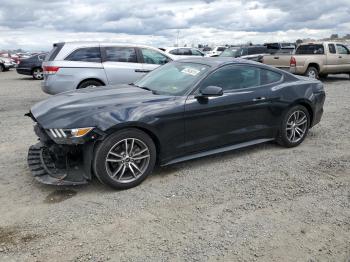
[41,75,77,95]
[3,62,14,69]
[311,91,326,127]
[289,66,305,75]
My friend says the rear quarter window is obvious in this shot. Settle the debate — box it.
[65,47,101,62]
[296,44,324,55]
[260,69,282,85]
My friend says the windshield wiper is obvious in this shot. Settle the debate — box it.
[130,83,159,95]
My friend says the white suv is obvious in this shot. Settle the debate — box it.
[42,42,173,94]
[160,47,205,59]
[205,46,227,57]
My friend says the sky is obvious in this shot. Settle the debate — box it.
[0,0,349,51]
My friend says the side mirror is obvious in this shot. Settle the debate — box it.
[196,86,223,98]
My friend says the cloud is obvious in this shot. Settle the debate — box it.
[0,0,349,50]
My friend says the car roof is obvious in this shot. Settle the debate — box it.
[52,41,171,61]
[175,57,257,67]
[163,47,197,51]
[60,41,162,49]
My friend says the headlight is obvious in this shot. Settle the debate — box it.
[48,127,93,139]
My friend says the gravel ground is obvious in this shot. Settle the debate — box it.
[0,70,349,262]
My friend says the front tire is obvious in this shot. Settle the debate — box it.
[0,64,4,72]
[277,105,310,148]
[93,129,156,190]
[305,66,319,79]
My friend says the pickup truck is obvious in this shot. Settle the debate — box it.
[262,42,350,79]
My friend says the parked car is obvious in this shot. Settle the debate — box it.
[16,53,47,80]
[291,42,350,79]
[263,42,350,79]
[264,42,295,54]
[0,52,20,65]
[160,47,205,59]
[0,57,16,72]
[219,47,239,58]
[200,46,212,55]
[223,46,269,62]
[205,46,227,57]
[41,42,173,94]
[27,58,325,189]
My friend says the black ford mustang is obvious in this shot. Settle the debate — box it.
[27,58,325,189]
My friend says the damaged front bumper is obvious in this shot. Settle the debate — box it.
[27,142,89,185]
[27,123,100,186]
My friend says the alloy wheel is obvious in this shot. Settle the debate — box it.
[307,70,316,79]
[286,110,308,143]
[33,69,43,80]
[105,138,150,183]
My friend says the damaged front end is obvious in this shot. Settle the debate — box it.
[26,113,103,186]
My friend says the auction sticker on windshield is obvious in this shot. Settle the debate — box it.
[181,67,200,76]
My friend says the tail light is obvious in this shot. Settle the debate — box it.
[290,56,296,67]
[43,66,60,74]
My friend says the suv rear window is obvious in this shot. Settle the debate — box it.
[46,43,64,61]
[248,47,268,55]
[65,47,101,62]
[295,44,324,55]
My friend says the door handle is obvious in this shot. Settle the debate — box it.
[135,69,151,73]
[273,57,279,59]
[253,97,266,101]
[338,56,342,58]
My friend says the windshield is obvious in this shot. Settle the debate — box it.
[220,48,237,57]
[134,62,210,96]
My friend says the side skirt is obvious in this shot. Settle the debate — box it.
[161,138,275,166]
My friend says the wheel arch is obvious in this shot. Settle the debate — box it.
[307,63,320,72]
[77,78,106,89]
[290,99,314,127]
[104,123,162,162]
[31,66,42,74]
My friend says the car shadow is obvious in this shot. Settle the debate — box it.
[321,74,349,83]
[31,141,281,194]
[18,77,36,80]
[150,141,279,178]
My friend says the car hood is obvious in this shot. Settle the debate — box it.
[31,84,174,129]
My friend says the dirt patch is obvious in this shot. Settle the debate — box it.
[44,189,77,204]
[0,227,39,247]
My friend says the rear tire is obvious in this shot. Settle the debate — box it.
[277,105,310,148]
[77,80,103,89]
[0,64,4,72]
[305,66,319,79]
[93,129,156,190]
[32,68,43,80]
